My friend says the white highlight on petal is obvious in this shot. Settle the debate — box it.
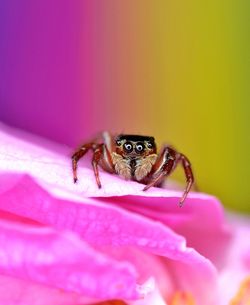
[136,277,155,298]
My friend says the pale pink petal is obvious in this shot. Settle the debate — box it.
[218,214,250,304]
[0,122,229,201]
[0,218,151,301]
[225,213,250,270]
[164,259,220,305]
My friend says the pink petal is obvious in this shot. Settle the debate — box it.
[102,195,232,269]
[0,123,230,266]
[95,246,174,301]
[0,173,218,304]
[0,173,216,275]
[0,274,89,305]
[0,218,151,301]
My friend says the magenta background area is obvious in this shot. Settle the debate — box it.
[0,1,100,146]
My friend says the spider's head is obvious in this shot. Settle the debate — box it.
[115,134,156,158]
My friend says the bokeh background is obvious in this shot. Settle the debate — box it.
[0,1,249,212]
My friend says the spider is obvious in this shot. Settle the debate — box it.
[72,132,194,206]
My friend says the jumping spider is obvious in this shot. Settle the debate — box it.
[72,132,194,206]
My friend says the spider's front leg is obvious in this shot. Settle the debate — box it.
[143,146,194,207]
[71,142,103,186]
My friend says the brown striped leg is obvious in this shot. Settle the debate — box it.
[178,153,194,207]
[143,146,194,207]
[91,144,103,188]
[71,142,98,183]
[143,147,176,191]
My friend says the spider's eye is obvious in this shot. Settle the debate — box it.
[135,143,145,153]
[116,140,122,146]
[147,141,155,149]
[124,142,133,152]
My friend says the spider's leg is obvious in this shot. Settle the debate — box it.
[143,147,176,191]
[71,142,98,183]
[101,132,116,172]
[144,146,194,207]
[178,153,194,207]
[92,144,104,188]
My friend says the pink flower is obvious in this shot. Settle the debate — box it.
[0,122,250,305]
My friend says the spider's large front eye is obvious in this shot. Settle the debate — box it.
[135,142,145,153]
[124,142,133,153]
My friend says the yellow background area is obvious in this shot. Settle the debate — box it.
[150,1,250,212]
[100,1,250,212]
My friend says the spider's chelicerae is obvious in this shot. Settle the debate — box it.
[72,132,194,206]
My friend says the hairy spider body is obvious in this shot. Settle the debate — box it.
[72,132,194,206]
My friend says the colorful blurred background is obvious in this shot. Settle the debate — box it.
[0,1,249,212]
